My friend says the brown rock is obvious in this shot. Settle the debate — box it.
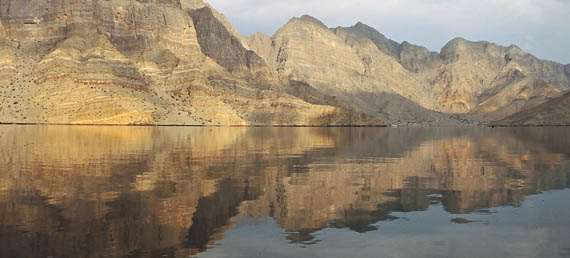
[0,0,568,125]
[399,41,443,73]
[493,91,570,126]
[0,0,378,126]
[241,32,273,64]
[188,7,269,78]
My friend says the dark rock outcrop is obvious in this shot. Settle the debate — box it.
[188,7,267,75]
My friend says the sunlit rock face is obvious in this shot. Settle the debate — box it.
[431,38,567,115]
[246,17,569,123]
[249,16,449,124]
[0,0,568,125]
[0,0,378,126]
[1,126,569,256]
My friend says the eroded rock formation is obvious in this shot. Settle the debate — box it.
[0,0,568,125]
[0,0,377,126]
[244,16,569,124]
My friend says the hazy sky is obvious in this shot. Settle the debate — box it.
[207,0,570,64]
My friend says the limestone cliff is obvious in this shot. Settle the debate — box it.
[246,17,569,124]
[257,15,454,124]
[0,1,568,125]
[187,7,272,81]
[432,38,568,114]
[181,0,241,41]
[241,32,272,64]
[0,0,378,126]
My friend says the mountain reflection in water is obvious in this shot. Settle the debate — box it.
[0,126,569,257]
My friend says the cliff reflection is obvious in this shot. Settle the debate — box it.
[0,126,569,257]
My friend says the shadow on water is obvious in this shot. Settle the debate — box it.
[0,125,569,257]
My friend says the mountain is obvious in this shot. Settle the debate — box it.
[244,15,569,124]
[493,91,570,126]
[0,0,377,126]
[256,15,452,124]
[0,0,568,126]
[433,38,567,114]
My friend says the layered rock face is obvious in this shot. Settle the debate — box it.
[187,7,272,81]
[432,39,567,114]
[253,16,453,124]
[0,0,377,126]
[0,0,568,125]
[244,16,569,124]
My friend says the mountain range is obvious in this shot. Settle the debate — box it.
[0,0,568,126]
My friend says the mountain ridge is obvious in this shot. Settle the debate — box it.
[493,91,570,126]
[0,0,568,126]
[246,14,568,120]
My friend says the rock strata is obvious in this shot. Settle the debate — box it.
[0,0,379,126]
[244,16,569,124]
[188,7,270,79]
[0,0,568,126]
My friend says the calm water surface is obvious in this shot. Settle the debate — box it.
[0,126,569,258]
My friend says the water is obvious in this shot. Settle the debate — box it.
[0,125,569,258]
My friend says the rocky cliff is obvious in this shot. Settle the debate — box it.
[493,91,570,126]
[432,38,567,115]
[0,0,378,126]
[0,0,568,125]
[245,17,569,124]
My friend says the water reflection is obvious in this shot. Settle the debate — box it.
[0,126,569,257]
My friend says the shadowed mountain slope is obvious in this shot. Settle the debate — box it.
[493,91,570,126]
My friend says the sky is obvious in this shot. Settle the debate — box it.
[207,0,570,64]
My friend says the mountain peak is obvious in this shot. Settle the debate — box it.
[348,21,380,33]
[181,0,241,38]
[353,21,368,28]
[440,37,489,59]
[293,15,328,28]
[443,37,499,49]
[337,22,400,59]
[507,44,521,50]
[277,14,329,35]
[299,14,317,20]
[449,37,468,43]
[506,44,525,57]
